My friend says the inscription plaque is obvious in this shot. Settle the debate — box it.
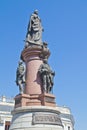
[32,112,62,125]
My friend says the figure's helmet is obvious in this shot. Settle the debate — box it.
[19,60,23,65]
[43,59,48,64]
[34,9,38,15]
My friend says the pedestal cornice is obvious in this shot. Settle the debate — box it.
[21,45,50,62]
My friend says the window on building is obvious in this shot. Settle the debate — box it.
[68,126,70,130]
[5,121,10,130]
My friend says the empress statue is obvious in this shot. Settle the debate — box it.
[25,10,43,47]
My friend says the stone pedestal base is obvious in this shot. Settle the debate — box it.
[14,93,56,108]
[9,106,63,130]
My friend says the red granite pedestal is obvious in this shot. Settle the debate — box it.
[14,45,56,108]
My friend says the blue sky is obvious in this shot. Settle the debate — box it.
[0,0,87,130]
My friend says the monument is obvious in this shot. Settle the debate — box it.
[9,10,63,130]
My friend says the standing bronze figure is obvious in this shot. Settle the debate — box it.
[38,59,55,93]
[16,60,26,94]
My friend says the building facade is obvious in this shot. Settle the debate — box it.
[0,96,14,130]
[57,106,74,130]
